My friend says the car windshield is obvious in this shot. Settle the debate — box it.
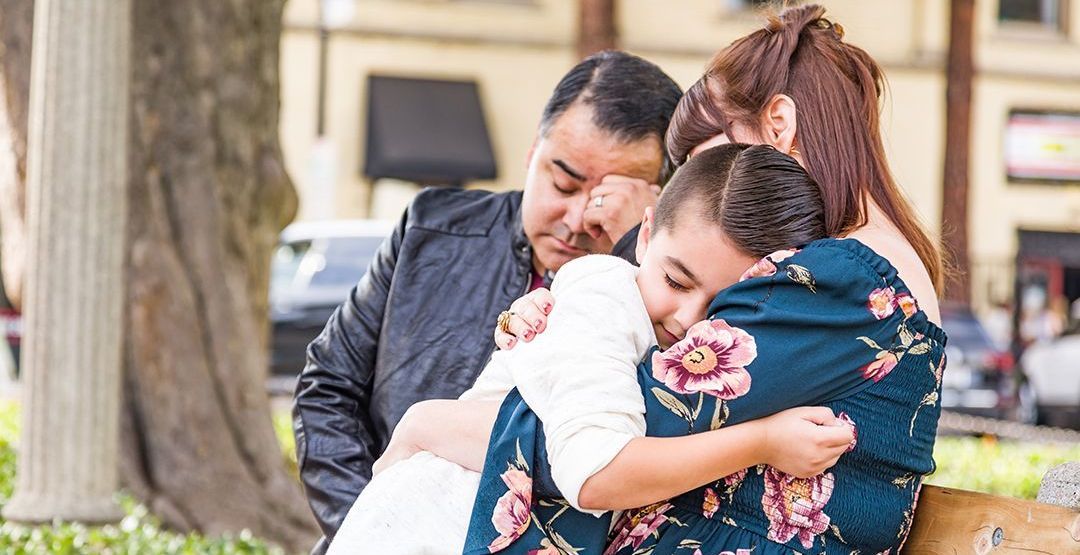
[308,237,384,288]
[271,240,313,296]
[942,310,995,350]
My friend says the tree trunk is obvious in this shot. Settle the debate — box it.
[119,0,315,550]
[942,0,974,304]
[0,0,33,309]
[1,1,317,551]
[577,0,617,60]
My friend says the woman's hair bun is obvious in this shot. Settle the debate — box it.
[769,4,843,42]
[770,4,826,34]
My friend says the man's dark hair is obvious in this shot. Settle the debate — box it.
[654,143,827,258]
[540,50,683,183]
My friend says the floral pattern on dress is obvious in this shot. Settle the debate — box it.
[785,263,817,293]
[856,309,934,386]
[761,468,835,549]
[859,350,900,382]
[476,437,590,554]
[895,293,918,319]
[707,467,750,507]
[702,487,720,519]
[527,539,559,555]
[603,502,675,555]
[910,353,946,435]
[868,287,897,320]
[651,319,756,399]
[869,287,923,322]
[489,467,533,551]
[724,468,748,490]
[897,485,922,549]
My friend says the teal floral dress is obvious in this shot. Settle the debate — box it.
[463,239,947,555]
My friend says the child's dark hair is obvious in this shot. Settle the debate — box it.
[653,143,827,257]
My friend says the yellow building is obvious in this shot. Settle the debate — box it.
[278,0,1080,316]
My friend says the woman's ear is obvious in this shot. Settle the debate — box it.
[761,94,799,159]
[634,207,655,265]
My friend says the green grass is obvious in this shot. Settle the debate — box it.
[0,400,1075,552]
[925,434,1080,499]
[0,400,286,555]
[272,410,297,479]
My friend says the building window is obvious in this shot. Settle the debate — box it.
[998,0,1067,33]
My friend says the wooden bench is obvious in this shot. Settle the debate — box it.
[905,484,1080,554]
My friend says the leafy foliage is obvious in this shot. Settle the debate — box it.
[0,401,287,554]
[926,434,1080,499]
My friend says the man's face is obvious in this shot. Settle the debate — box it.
[521,102,663,274]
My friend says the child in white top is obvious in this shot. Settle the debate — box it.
[327,144,854,554]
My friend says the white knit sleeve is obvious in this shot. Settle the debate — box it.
[503,255,654,515]
[458,348,515,402]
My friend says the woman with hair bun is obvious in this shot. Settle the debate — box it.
[478,4,947,554]
[667,3,943,312]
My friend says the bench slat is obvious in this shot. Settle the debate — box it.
[904,485,1080,554]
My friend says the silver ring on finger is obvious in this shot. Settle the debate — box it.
[593,195,604,208]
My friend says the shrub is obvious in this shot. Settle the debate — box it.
[0,400,287,554]
[926,434,1080,499]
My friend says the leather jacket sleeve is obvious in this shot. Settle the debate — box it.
[611,223,641,265]
[291,210,405,543]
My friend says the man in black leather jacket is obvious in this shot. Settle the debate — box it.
[292,50,681,552]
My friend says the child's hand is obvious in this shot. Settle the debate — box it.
[493,288,555,350]
[757,407,854,478]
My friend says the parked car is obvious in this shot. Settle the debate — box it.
[1020,332,1080,428]
[269,219,395,378]
[939,303,1036,423]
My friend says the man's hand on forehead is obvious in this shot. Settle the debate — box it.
[584,174,662,246]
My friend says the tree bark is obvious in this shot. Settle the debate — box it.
[1,1,316,551]
[577,0,617,60]
[119,0,314,551]
[942,0,974,304]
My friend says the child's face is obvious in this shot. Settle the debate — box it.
[635,209,757,349]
